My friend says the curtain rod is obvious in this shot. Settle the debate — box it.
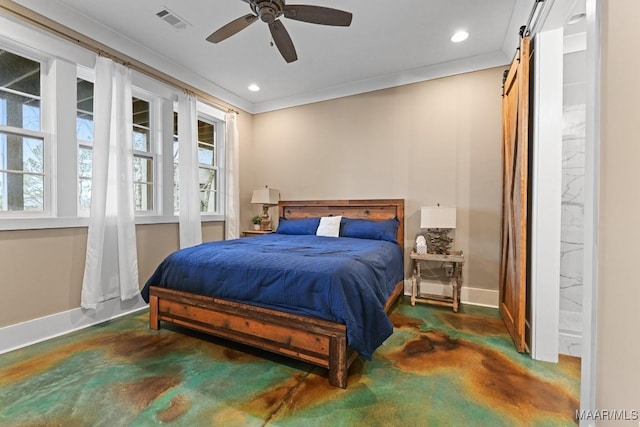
[0,0,240,115]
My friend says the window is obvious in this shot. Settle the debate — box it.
[172,109,223,216]
[197,119,217,213]
[172,111,179,214]
[0,49,45,213]
[77,78,94,213]
[0,22,227,229]
[132,96,154,212]
[75,90,160,215]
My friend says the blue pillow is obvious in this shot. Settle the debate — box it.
[340,217,399,243]
[275,217,321,235]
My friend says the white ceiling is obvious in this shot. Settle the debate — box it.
[13,0,533,113]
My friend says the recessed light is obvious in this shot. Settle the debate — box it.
[248,84,260,92]
[451,30,469,43]
[568,12,586,25]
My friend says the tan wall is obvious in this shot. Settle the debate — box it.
[597,0,640,414]
[0,222,225,327]
[0,228,88,327]
[251,67,504,290]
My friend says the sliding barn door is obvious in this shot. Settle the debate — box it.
[499,36,530,352]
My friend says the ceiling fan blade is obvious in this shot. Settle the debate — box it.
[269,20,298,63]
[206,14,258,43]
[283,5,352,26]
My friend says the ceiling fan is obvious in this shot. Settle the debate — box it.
[206,0,353,63]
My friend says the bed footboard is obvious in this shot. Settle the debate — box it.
[148,280,403,388]
[149,286,353,387]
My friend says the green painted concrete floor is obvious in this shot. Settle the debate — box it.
[0,299,580,426]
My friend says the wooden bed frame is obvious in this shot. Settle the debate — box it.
[148,199,405,388]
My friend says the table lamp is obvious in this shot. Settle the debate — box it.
[420,205,457,254]
[251,186,280,230]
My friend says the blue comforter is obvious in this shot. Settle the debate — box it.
[141,234,404,359]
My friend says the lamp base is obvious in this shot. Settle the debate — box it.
[260,204,272,231]
[426,228,453,255]
[260,218,272,231]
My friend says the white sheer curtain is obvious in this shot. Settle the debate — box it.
[178,92,202,248]
[81,57,139,310]
[225,111,240,240]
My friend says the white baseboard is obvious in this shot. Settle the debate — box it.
[461,287,499,308]
[403,279,498,308]
[0,295,148,355]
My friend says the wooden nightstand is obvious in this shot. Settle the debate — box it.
[242,230,274,237]
[410,251,464,312]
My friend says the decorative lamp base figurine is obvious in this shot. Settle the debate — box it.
[420,205,457,255]
[426,228,453,255]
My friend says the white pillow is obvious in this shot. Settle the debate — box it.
[316,216,342,238]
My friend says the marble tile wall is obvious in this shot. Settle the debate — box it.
[559,50,586,357]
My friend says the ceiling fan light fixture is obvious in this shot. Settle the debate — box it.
[248,84,261,92]
[451,30,469,43]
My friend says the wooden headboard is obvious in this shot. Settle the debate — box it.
[278,199,405,253]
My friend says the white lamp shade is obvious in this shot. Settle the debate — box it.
[251,187,280,206]
[420,206,457,229]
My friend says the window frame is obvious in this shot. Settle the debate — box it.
[0,44,51,218]
[197,101,226,220]
[76,66,95,216]
[196,118,218,215]
[171,101,226,220]
[0,20,228,230]
[171,108,179,215]
[131,91,157,215]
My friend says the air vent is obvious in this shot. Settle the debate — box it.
[155,7,190,30]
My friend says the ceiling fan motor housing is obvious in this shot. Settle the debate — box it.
[252,0,285,24]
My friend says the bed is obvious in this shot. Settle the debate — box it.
[143,199,405,388]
